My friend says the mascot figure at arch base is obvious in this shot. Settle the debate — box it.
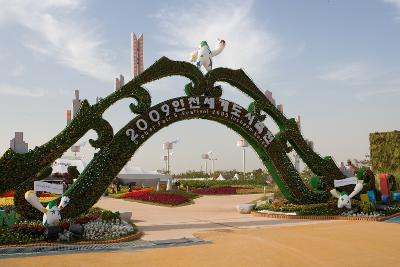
[191,38,226,72]
[25,191,70,226]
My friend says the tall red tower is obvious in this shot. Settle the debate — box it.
[131,33,144,78]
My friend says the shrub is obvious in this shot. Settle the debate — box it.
[255,201,342,216]
[180,180,264,189]
[100,210,121,221]
[359,201,375,214]
[192,187,237,195]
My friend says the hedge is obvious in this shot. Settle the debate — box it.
[370,131,400,179]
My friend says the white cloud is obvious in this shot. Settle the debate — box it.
[0,84,46,97]
[153,0,279,80]
[384,0,400,8]
[0,0,116,82]
[319,63,370,82]
[356,88,400,101]
[384,0,400,21]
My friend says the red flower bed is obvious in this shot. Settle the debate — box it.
[0,191,15,198]
[120,189,153,199]
[147,193,187,205]
[120,190,188,205]
[192,187,237,195]
[39,192,54,197]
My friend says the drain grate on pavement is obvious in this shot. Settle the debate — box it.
[0,238,208,258]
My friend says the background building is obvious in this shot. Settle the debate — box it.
[72,90,81,118]
[131,33,144,78]
[10,132,28,154]
[114,74,125,91]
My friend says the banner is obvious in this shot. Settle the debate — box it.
[34,181,64,194]
[334,177,358,188]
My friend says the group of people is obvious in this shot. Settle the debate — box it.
[340,159,360,177]
[111,178,121,194]
[111,178,137,193]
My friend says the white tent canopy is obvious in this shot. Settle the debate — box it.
[233,173,240,180]
[216,174,225,180]
[52,157,87,174]
[117,165,172,185]
[52,157,171,186]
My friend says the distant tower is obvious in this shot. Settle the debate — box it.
[71,90,81,154]
[277,104,284,113]
[66,110,71,125]
[10,132,28,154]
[114,74,125,91]
[131,33,144,78]
[264,90,276,106]
[72,90,81,118]
[296,115,301,131]
[120,74,125,87]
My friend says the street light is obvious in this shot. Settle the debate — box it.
[201,154,209,176]
[207,151,217,175]
[163,138,179,174]
[237,140,249,179]
[161,155,168,174]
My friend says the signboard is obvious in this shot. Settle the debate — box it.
[334,177,358,188]
[34,181,64,194]
[125,97,275,150]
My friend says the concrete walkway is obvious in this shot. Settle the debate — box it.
[2,221,399,267]
[95,194,320,241]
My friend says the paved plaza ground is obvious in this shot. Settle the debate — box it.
[95,194,322,240]
[1,194,399,266]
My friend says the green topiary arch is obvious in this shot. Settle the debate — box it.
[0,57,346,219]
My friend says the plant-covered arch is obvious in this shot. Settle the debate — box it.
[0,57,346,219]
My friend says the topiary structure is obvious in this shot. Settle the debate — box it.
[0,57,347,218]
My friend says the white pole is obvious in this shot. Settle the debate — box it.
[211,159,214,175]
[205,160,208,177]
[242,148,246,179]
[167,148,170,174]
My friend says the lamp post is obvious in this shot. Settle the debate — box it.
[162,155,168,174]
[163,142,172,174]
[237,140,248,179]
[206,151,217,176]
[163,138,179,174]
[209,157,218,175]
[201,154,209,177]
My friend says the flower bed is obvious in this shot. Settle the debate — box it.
[0,191,56,198]
[191,186,237,195]
[0,208,137,245]
[0,196,59,208]
[0,191,15,198]
[119,189,190,206]
[119,188,153,199]
[254,199,400,220]
[83,219,135,240]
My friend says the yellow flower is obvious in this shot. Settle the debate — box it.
[0,196,58,208]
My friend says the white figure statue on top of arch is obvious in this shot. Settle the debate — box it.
[191,39,226,72]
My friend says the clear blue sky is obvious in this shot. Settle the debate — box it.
[0,0,399,173]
